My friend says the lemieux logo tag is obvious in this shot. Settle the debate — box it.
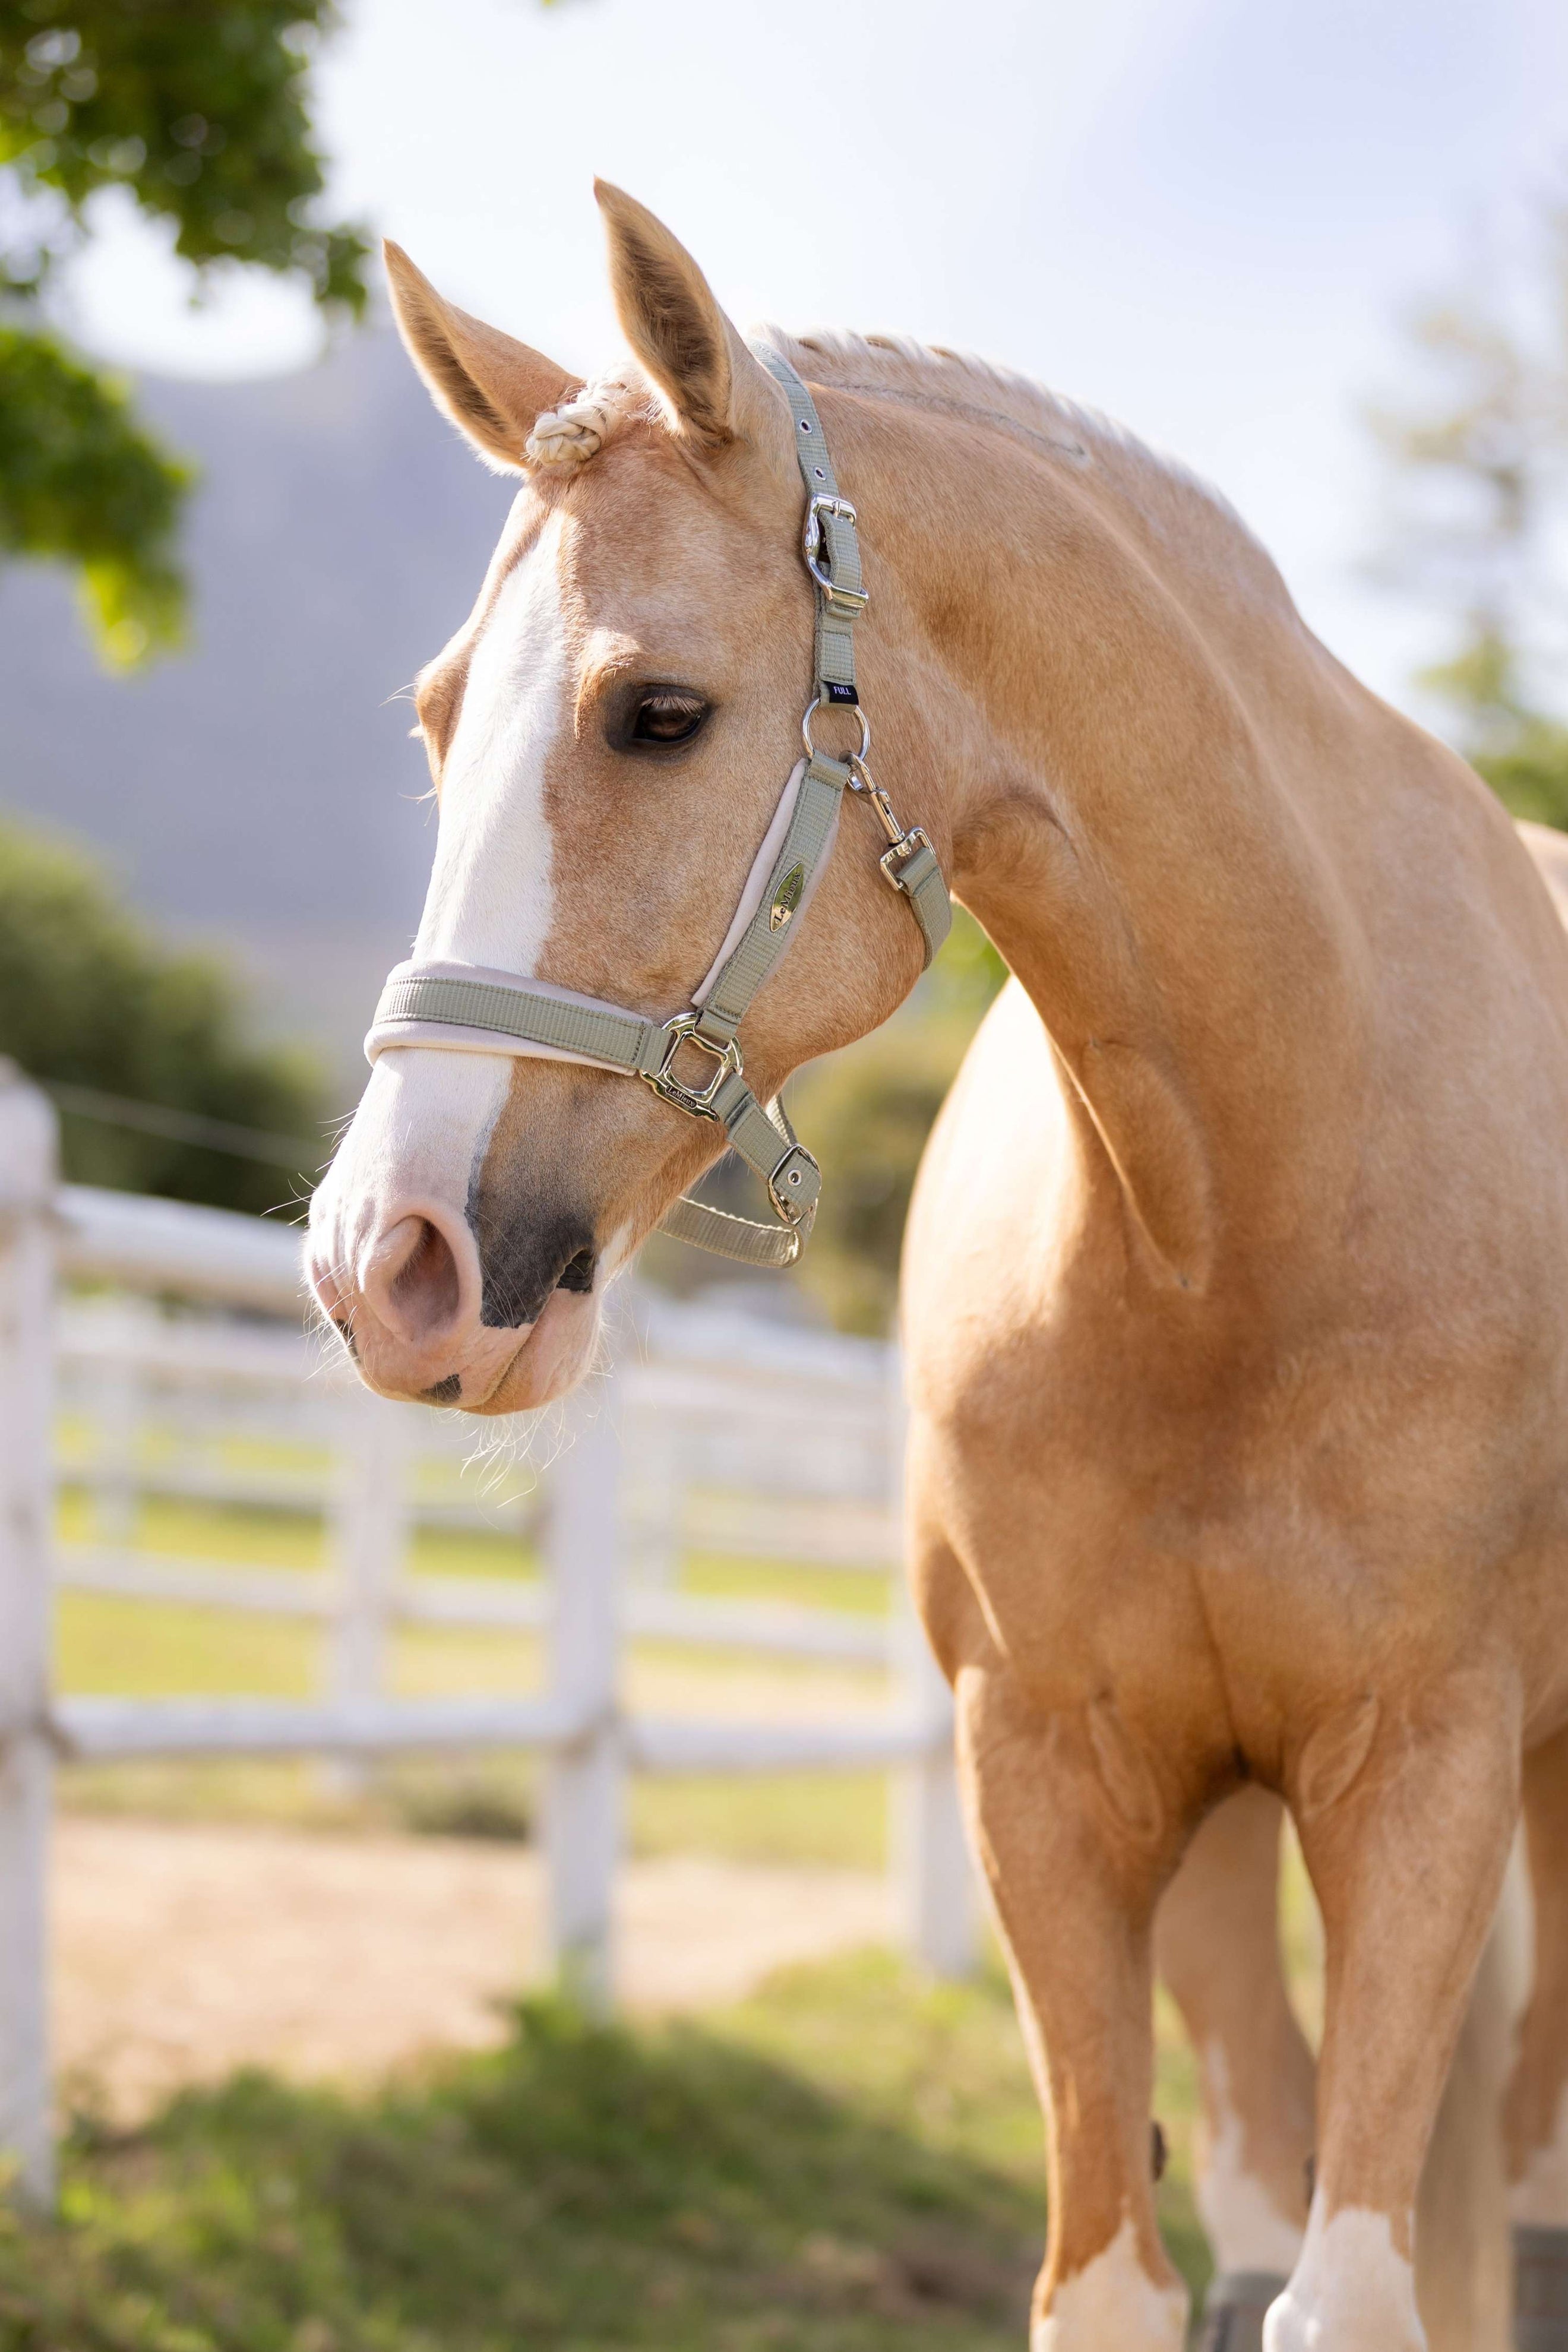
[769,864,805,932]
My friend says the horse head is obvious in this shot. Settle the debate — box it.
[306,184,940,1412]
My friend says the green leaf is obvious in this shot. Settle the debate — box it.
[0,323,191,660]
[0,0,371,662]
[0,0,370,311]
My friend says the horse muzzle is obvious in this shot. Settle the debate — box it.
[305,1187,602,1414]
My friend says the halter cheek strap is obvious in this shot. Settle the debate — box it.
[363,346,951,1270]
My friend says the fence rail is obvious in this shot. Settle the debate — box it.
[53,1553,893,1660]
[0,1068,976,2209]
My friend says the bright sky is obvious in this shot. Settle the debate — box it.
[55,0,1568,715]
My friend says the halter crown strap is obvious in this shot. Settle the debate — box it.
[758,344,950,972]
[363,346,951,1270]
[756,347,865,709]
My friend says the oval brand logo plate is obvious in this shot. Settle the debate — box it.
[769,863,805,932]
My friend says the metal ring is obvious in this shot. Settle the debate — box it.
[643,1011,742,1121]
[801,696,871,764]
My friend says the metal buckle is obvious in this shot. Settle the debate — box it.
[804,494,869,615]
[767,1142,820,1227]
[846,754,933,896]
[644,1013,741,1120]
[879,826,934,894]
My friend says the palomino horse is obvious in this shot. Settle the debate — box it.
[1161,1786,1529,2351]
[306,185,1568,2351]
[1165,818,1568,2352]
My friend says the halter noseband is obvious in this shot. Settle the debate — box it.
[363,347,951,1269]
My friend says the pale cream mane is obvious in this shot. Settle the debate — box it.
[766,328,1295,600]
[524,323,1278,600]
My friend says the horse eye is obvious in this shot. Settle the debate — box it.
[627,690,710,747]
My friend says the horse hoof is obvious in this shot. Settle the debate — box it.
[1516,2225,1568,2351]
[1194,2271,1288,2352]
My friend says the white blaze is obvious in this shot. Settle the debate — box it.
[415,511,567,972]
[318,1046,510,1291]
[309,520,570,1283]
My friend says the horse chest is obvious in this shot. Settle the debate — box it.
[911,1302,1567,1735]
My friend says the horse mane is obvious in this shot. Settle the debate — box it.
[760,324,1276,574]
[526,322,1285,607]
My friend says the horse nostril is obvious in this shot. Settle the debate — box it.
[363,1214,465,1344]
[556,1248,596,1294]
[391,1220,462,1334]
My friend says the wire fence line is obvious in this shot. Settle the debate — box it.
[0,1070,977,2209]
[40,1078,325,1168]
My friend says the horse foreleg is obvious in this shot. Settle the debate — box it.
[1266,1687,1519,2352]
[1156,1785,1313,2347]
[1414,1833,1525,2352]
[955,1661,1190,2352]
[1506,1721,1568,2348]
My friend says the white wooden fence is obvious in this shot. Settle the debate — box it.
[0,1067,975,2206]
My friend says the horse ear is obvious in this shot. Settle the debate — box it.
[593,181,792,466]
[383,241,578,473]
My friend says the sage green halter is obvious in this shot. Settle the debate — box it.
[365,347,951,1269]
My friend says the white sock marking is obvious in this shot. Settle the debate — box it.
[1264,2195,1423,2352]
[1197,2038,1306,2275]
[1031,2215,1187,2351]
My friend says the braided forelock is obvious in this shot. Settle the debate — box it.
[524,371,650,474]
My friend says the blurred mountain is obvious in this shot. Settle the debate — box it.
[0,328,511,1098]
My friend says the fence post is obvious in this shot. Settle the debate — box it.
[886,1343,978,1980]
[624,1412,681,1589]
[326,1385,412,1782]
[91,1294,150,1547]
[0,1067,57,2206]
[542,1359,624,2013]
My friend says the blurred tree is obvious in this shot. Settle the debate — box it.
[1367,197,1568,826]
[0,0,367,666]
[0,816,329,1215]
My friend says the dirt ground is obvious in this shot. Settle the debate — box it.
[52,1815,892,2122]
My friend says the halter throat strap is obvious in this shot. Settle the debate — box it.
[363,346,951,1269]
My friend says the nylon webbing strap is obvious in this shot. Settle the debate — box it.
[370,970,821,1266]
[696,753,848,1045]
[709,1071,818,1213]
[756,347,864,705]
[373,973,660,1077]
[886,834,951,966]
[755,345,951,972]
[658,1193,807,1269]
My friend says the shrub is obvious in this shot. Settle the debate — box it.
[0,815,326,1216]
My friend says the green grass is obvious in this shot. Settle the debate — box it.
[630,1772,887,1872]
[55,1485,537,1583]
[52,1485,903,1870]
[59,1593,320,1700]
[40,1475,1313,2335]
[0,1950,1215,2351]
[681,1554,890,1617]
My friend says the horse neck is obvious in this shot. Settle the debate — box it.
[831,381,1370,1295]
